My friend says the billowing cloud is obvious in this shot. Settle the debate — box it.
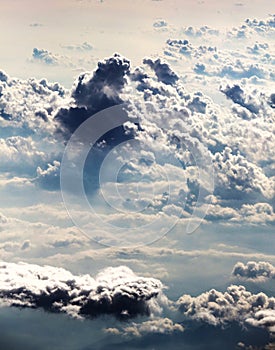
[213,147,275,200]
[54,53,130,135]
[177,285,275,334]
[232,261,275,281]
[0,70,67,132]
[0,262,164,320]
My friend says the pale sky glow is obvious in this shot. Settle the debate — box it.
[1,0,274,84]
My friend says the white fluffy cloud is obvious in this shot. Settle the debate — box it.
[177,284,275,334]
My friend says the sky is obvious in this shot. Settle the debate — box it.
[0,0,274,349]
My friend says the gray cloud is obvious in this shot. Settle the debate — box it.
[54,53,130,135]
[143,58,179,85]
[0,262,164,320]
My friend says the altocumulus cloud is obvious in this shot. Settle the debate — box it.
[0,262,165,320]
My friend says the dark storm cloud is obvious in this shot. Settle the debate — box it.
[143,58,179,85]
[54,54,130,135]
[232,261,275,281]
[0,262,163,320]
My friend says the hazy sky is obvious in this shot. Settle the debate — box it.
[1,0,275,84]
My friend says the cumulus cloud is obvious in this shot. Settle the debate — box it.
[232,261,275,281]
[177,285,275,334]
[0,262,164,320]
[54,53,130,135]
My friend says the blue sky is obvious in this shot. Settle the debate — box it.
[0,1,274,349]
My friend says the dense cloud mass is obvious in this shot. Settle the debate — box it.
[0,262,164,319]
[177,285,275,334]
[55,54,130,135]
[0,13,274,249]
[232,261,275,281]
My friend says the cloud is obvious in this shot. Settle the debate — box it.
[220,84,273,116]
[36,161,60,190]
[153,20,168,29]
[1,46,275,226]
[61,42,93,52]
[245,15,275,35]
[232,261,275,281]
[213,147,274,200]
[143,58,179,85]
[0,71,66,132]
[105,317,184,337]
[32,48,62,66]
[0,136,45,174]
[180,25,219,38]
[0,262,164,320]
[54,53,130,135]
[177,284,275,334]
[29,23,43,27]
